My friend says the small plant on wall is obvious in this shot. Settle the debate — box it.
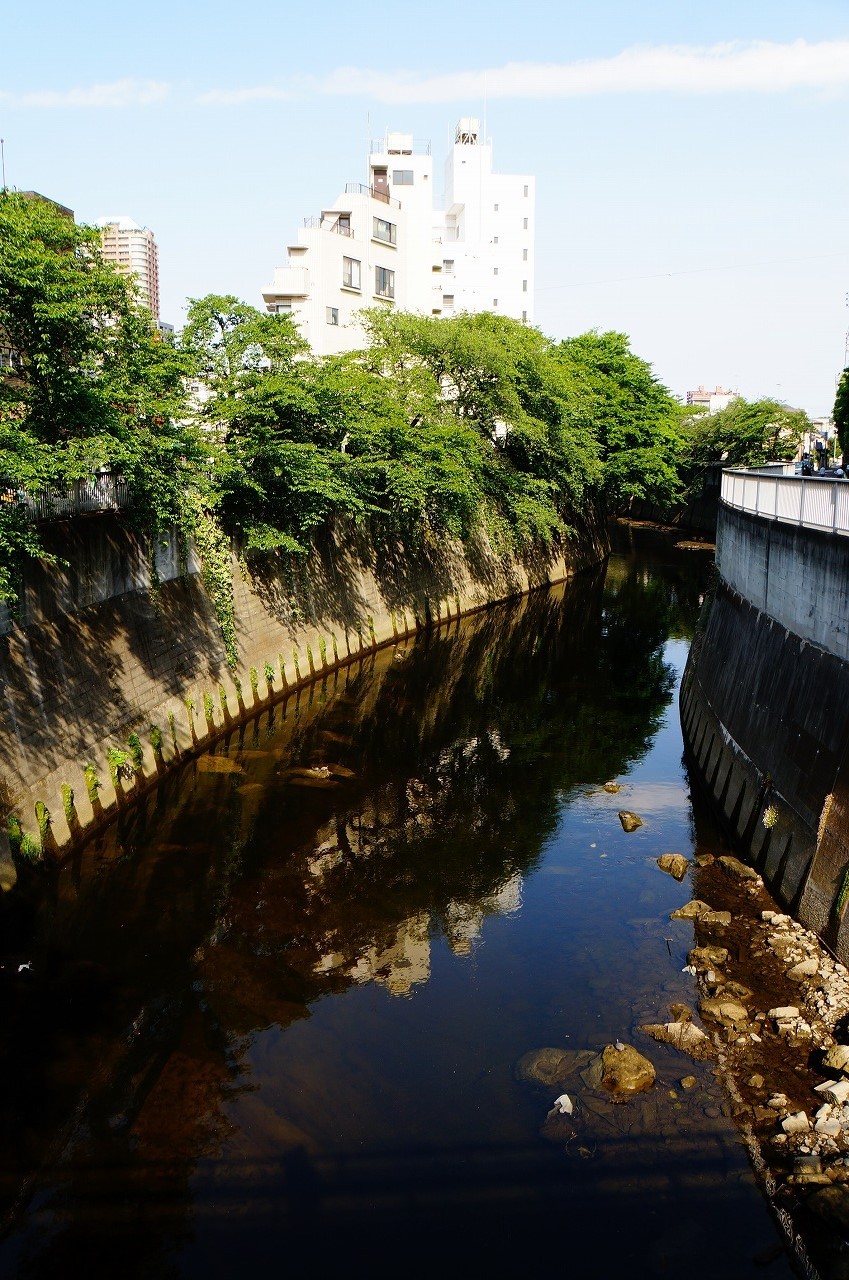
[107,746,133,786]
[127,732,144,772]
[149,724,164,756]
[61,783,76,825]
[203,690,215,722]
[249,667,259,699]
[218,684,228,717]
[34,801,50,842]
[83,763,101,805]
[264,661,274,689]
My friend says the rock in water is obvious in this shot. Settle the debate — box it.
[598,1043,655,1094]
[640,1021,713,1060]
[657,853,688,880]
[515,1047,590,1086]
[618,811,643,833]
[603,781,621,793]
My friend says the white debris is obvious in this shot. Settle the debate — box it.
[552,1093,573,1116]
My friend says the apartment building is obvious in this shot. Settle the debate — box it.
[96,216,160,321]
[262,119,534,355]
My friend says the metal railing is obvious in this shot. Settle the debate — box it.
[303,216,354,236]
[0,472,129,521]
[721,468,849,537]
[344,182,401,209]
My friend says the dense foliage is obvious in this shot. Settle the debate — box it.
[677,396,809,497]
[834,368,849,464]
[1,191,762,657]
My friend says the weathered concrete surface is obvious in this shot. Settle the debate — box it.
[0,513,607,860]
[681,502,849,961]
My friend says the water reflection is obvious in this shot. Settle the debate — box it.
[0,531,790,1278]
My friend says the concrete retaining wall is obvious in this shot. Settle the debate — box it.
[682,502,849,960]
[0,512,606,876]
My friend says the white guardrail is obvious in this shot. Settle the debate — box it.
[721,468,849,537]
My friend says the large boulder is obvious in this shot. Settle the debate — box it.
[585,1044,656,1094]
[657,854,689,881]
[618,811,643,832]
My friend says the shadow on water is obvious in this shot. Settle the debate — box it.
[0,532,795,1279]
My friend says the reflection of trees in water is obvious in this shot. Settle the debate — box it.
[0,548,706,1275]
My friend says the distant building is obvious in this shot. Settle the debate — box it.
[686,385,738,414]
[96,216,160,321]
[262,118,535,356]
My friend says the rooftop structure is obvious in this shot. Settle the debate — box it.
[262,120,535,355]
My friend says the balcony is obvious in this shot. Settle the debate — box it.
[265,265,310,297]
[369,135,431,156]
[303,215,354,237]
[345,182,401,209]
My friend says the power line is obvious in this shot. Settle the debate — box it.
[538,250,849,291]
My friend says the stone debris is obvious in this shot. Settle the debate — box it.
[823,1045,849,1075]
[781,1111,811,1134]
[656,853,689,881]
[688,944,729,970]
[618,811,643,832]
[670,899,714,921]
[640,1019,713,1060]
[699,997,749,1028]
[602,781,621,794]
[717,855,762,884]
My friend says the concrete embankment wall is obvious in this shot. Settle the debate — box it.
[681,502,849,959]
[0,513,606,873]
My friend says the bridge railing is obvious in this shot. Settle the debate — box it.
[721,469,849,537]
[0,472,129,521]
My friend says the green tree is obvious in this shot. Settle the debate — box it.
[0,191,201,602]
[833,368,849,464]
[553,331,683,511]
[681,396,808,491]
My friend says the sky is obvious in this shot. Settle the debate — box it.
[2,0,849,416]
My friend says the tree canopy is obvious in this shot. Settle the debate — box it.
[0,189,735,656]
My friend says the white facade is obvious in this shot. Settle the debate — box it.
[262,120,535,355]
[96,216,160,321]
[686,384,739,415]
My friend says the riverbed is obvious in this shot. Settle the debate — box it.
[0,529,796,1278]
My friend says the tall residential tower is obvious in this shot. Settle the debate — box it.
[262,119,534,355]
[96,216,160,322]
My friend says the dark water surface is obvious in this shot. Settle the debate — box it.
[0,531,795,1279]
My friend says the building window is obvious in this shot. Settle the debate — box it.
[393,170,414,185]
[342,257,361,290]
[523,248,528,261]
[523,184,529,197]
[372,216,397,245]
[493,267,498,276]
[494,203,499,212]
[522,279,528,292]
[443,295,454,307]
[274,301,292,312]
[443,259,454,274]
[493,298,498,307]
[523,217,529,230]
[375,265,395,299]
[522,311,527,323]
[326,307,339,325]
[493,236,499,245]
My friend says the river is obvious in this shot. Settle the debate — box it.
[0,528,796,1278]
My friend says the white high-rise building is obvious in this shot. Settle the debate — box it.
[96,216,160,321]
[262,119,534,355]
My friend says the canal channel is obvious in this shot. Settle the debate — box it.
[0,528,797,1278]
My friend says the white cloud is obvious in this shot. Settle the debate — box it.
[200,38,849,106]
[0,79,169,109]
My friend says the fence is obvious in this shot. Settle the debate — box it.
[721,469,849,537]
[0,472,129,522]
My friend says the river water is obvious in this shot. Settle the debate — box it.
[0,529,796,1279]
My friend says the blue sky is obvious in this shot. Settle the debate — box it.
[3,0,849,414]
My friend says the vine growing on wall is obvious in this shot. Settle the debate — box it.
[191,506,238,668]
